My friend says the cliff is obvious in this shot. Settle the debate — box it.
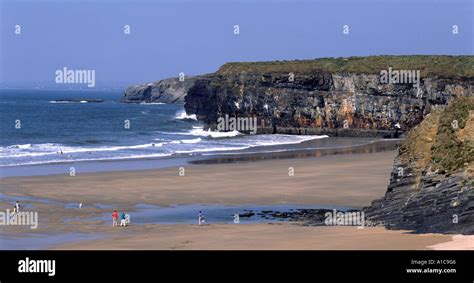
[184,56,473,137]
[122,56,473,233]
[364,97,474,234]
[122,76,204,104]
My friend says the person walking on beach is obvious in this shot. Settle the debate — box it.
[15,201,20,212]
[112,210,118,227]
[394,122,401,138]
[198,211,205,226]
[11,206,17,219]
[120,212,127,227]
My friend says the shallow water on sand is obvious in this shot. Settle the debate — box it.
[69,203,353,225]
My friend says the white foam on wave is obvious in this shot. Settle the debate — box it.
[1,133,329,166]
[0,142,165,159]
[2,135,327,159]
[7,143,33,149]
[175,146,251,154]
[181,138,202,144]
[140,102,165,105]
[49,100,92,104]
[188,128,242,138]
[0,153,174,167]
[49,101,71,104]
[154,138,202,145]
[1,143,64,158]
[252,134,329,146]
[175,110,197,121]
[172,134,328,155]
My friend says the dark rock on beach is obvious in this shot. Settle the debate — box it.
[238,212,255,218]
[254,208,362,226]
[364,97,474,234]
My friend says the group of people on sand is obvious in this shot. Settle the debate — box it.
[111,210,207,227]
[112,210,129,227]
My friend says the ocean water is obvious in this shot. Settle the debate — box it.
[0,90,328,167]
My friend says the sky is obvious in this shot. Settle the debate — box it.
[0,0,472,89]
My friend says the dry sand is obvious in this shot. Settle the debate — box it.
[1,150,470,250]
[428,235,474,250]
[55,223,451,250]
[1,151,398,208]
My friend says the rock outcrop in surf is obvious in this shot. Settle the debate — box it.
[121,76,205,104]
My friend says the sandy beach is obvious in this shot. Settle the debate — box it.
[55,223,452,250]
[1,149,471,250]
[1,150,398,208]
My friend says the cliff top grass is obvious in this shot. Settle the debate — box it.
[218,55,474,78]
[431,97,474,173]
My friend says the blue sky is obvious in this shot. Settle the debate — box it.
[1,0,472,88]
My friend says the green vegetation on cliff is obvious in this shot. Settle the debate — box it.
[396,96,474,175]
[218,55,474,78]
[431,97,474,173]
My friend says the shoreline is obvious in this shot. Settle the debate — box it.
[0,150,398,208]
[0,137,400,178]
[1,144,471,250]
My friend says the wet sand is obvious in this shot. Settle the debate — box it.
[0,148,469,250]
[0,151,398,209]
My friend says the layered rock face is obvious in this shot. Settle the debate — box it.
[122,76,202,104]
[185,56,473,137]
[364,97,474,234]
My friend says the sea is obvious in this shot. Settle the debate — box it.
[0,89,330,169]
